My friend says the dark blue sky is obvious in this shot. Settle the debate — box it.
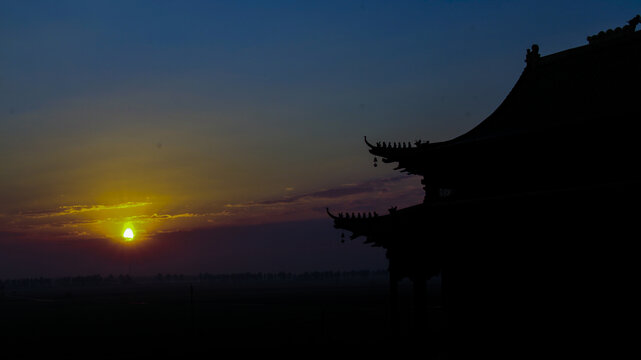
[4,1,637,138]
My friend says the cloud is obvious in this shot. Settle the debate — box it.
[5,176,422,240]
[6,204,234,241]
[21,210,231,231]
[225,176,409,209]
[218,175,424,227]
[127,210,232,221]
[21,202,152,218]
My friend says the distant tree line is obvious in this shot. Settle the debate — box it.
[0,270,387,290]
[195,270,387,283]
[0,274,134,290]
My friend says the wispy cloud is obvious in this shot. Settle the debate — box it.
[127,210,231,221]
[21,202,152,218]
[218,175,424,227]
[225,176,409,209]
[5,176,422,239]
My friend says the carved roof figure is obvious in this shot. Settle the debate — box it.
[525,44,540,67]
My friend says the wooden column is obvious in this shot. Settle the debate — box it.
[441,268,447,314]
[413,275,428,335]
[389,270,400,334]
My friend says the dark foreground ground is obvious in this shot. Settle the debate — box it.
[0,276,446,352]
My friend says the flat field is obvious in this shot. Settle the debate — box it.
[1,277,446,349]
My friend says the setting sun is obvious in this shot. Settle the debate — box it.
[123,228,134,241]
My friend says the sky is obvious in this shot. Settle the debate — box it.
[1,0,639,278]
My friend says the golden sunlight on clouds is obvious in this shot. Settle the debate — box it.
[5,200,213,242]
[0,175,423,243]
[21,202,152,218]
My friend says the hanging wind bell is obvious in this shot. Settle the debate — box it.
[341,232,345,243]
[373,157,378,167]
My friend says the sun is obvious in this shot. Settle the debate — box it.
[123,228,134,241]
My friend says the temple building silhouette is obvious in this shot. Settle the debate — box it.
[328,16,641,338]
